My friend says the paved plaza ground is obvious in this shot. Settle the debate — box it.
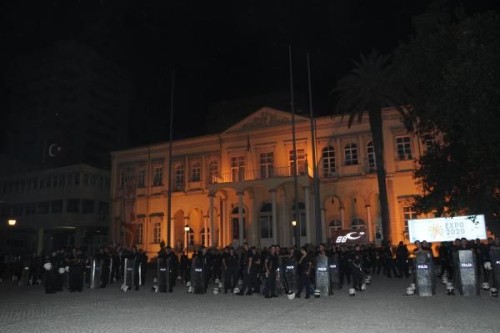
[0,274,498,333]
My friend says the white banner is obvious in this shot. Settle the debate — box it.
[408,215,487,243]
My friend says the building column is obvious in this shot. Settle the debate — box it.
[271,189,278,244]
[365,205,372,241]
[304,186,311,244]
[321,208,326,243]
[237,192,244,245]
[203,215,209,246]
[209,194,215,247]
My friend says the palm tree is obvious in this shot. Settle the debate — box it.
[333,50,408,242]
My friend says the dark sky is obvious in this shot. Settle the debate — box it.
[2,0,493,147]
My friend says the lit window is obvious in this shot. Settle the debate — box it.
[344,143,358,166]
[201,228,211,246]
[136,223,143,244]
[367,141,376,171]
[191,162,201,182]
[231,206,246,240]
[174,164,184,190]
[259,152,274,179]
[208,160,219,183]
[329,219,342,231]
[153,166,163,186]
[289,149,306,175]
[152,219,162,244]
[322,146,335,177]
[231,156,245,182]
[396,136,412,160]
[351,218,365,230]
[137,169,145,188]
[259,203,273,238]
[403,205,417,234]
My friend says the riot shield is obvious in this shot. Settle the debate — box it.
[275,256,285,296]
[454,249,479,296]
[191,256,206,294]
[328,256,341,294]
[90,259,103,289]
[283,257,298,294]
[315,255,330,297]
[123,258,135,289]
[414,251,436,296]
[157,257,171,293]
[489,247,500,289]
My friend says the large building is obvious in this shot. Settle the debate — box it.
[0,156,110,255]
[4,40,131,169]
[111,107,430,257]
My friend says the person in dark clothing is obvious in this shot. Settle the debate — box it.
[68,248,84,292]
[222,247,239,293]
[43,255,57,294]
[295,246,313,299]
[350,253,364,290]
[238,244,255,295]
[339,246,351,288]
[263,245,278,298]
[396,241,410,278]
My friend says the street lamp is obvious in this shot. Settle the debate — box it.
[291,220,297,246]
[8,219,16,226]
[184,225,190,256]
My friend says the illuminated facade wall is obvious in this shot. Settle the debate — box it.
[111,107,428,256]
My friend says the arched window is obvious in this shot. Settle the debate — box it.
[328,219,342,231]
[367,141,376,171]
[231,207,246,240]
[351,218,365,230]
[344,143,358,166]
[259,203,273,238]
[322,146,335,177]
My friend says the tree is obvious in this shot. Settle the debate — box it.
[394,8,500,233]
[332,51,409,242]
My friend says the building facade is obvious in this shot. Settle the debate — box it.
[0,159,111,255]
[111,107,429,257]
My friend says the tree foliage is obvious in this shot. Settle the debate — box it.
[394,8,500,229]
[333,51,409,241]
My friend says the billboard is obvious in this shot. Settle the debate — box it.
[331,230,368,245]
[408,215,487,243]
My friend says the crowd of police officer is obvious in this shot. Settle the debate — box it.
[1,236,498,297]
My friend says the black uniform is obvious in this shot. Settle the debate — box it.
[223,250,239,293]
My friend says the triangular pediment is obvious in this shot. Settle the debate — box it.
[224,107,309,134]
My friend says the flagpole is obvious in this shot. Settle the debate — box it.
[289,45,300,250]
[167,70,174,247]
[307,52,323,245]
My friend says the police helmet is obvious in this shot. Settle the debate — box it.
[348,288,356,296]
[287,292,295,300]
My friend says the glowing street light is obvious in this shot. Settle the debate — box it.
[8,219,16,226]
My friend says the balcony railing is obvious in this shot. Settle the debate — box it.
[210,165,311,184]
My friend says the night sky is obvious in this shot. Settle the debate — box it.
[1,0,493,149]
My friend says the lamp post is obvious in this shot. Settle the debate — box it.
[184,225,190,257]
[291,220,297,246]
